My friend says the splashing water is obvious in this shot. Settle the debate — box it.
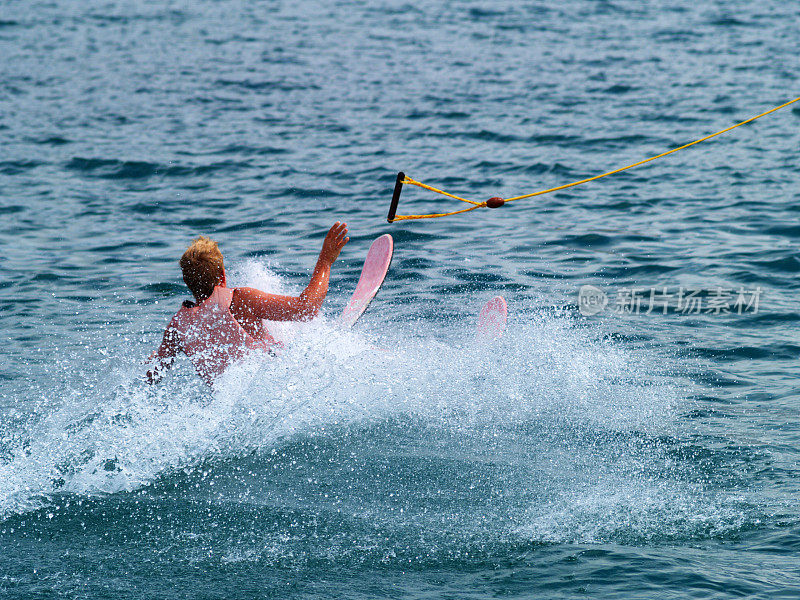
[0,261,762,551]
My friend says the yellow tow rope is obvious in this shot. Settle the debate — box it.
[386,95,800,223]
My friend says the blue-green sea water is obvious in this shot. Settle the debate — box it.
[2,1,800,598]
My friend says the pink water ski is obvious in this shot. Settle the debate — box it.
[476,296,507,340]
[340,234,393,328]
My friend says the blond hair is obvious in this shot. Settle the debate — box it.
[180,236,224,300]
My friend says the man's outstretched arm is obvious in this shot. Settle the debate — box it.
[231,222,349,323]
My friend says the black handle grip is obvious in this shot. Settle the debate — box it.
[386,171,405,223]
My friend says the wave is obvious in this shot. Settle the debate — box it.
[64,157,251,180]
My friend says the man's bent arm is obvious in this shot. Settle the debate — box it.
[230,222,348,323]
[232,257,331,322]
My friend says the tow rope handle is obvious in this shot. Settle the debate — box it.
[386,171,405,223]
[386,172,502,222]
